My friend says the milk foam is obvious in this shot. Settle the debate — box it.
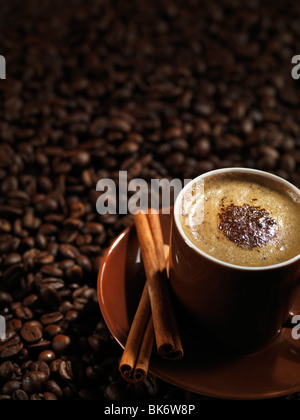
[180,173,300,267]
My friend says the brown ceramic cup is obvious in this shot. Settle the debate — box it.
[169,168,300,355]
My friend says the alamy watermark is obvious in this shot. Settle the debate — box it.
[96,171,192,215]
[0,55,6,80]
[292,55,300,80]
[95,171,205,225]
[0,316,6,340]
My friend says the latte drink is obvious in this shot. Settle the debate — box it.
[180,172,300,267]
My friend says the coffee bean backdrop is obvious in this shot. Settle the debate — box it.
[0,0,299,400]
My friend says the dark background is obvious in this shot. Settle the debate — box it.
[0,0,299,400]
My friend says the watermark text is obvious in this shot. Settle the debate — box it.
[96,171,193,215]
[0,55,6,80]
[0,316,6,340]
[292,55,300,80]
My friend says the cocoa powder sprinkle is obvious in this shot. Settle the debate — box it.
[218,203,278,248]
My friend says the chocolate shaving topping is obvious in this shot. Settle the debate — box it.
[218,203,278,248]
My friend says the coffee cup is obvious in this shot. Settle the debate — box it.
[169,168,300,355]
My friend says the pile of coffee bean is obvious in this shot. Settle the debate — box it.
[0,0,299,400]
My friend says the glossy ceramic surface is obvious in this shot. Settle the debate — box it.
[98,213,300,400]
[170,168,300,355]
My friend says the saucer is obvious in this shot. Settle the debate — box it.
[97,212,300,400]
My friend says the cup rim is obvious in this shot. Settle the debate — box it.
[174,167,300,271]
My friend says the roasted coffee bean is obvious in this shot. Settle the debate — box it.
[280,154,296,173]
[40,287,62,307]
[38,176,53,192]
[69,202,85,219]
[40,312,64,326]
[0,235,20,254]
[78,244,101,256]
[2,380,22,395]
[38,350,56,364]
[37,225,58,237]
[104,382,128,401]
[23,211,41,230]
[52,335,71,355]
[49,360,62,375]
[76,255,92,272]
[66,265,83,282]
[59,360,74,381]
[37,278,65,291]
[0,361,18,381]
[82,222,104,235]
[26,340,51,353]
[1,176,18,195]
[28,361,50,381]
[35,198,58,214]
[59,244,80,259]
[7,191,30,207]
[6,319,22,333]
[22,371,44,394]
[40,265,64,278]
[0,291,13,308]
[59,301,73,315]
[193,138,212,158]
[0,332,23,359]
[20,325,43,344]
[3,253,22,266]
[59,259,75,271]
[35,233,48,250]
[0,205,23,217]
[59,228,79,244]
[21,360,32,372]
[70,151,91,167]
[87,336,102,352]
[23,294,39,308]
[30,394,43,401]
[23,321,43,332]
[44,392,58,400]
[21,237,35,251]
[45,380,64,400]
[34,251,55,265]
[3,264,24,287]
[12,389,29,400]
[16,347,29,361]
[13,305,33,321]
[65,310,79,322]
[110,117,131,133]
[85,365,102,382]
[0,395,11,400]
[43,325,62,339]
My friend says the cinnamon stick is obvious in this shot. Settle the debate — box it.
[148,210,166,272]
[119,211,183,384]
[119,283,154,383]
[135,211,184,361]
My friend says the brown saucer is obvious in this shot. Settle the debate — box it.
[97,212,300,400]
